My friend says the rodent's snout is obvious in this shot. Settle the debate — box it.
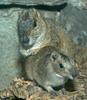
[22,35,29,44]
[20,35,30,49]
[69,68,79,80]
[72,69,79,78]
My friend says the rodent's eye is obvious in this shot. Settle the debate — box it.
[33,20,37,27]
[59,63,64,68]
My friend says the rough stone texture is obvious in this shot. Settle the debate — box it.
[0,0,87,9]
[58,4,87,64]
[0,9,22,90]
[67,0,87,9]
[0,0,66,5]
[59,5,87,48]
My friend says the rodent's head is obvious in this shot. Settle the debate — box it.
[49,51,78,81]
[18,9,47,50]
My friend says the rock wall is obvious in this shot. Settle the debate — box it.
[0,9,22,90]
[58,4,87,64]
[0,0,66,5]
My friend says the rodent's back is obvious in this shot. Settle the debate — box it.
[25,46,57,81]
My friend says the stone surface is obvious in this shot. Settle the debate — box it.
[0,0,66,5]
[0,9,22,90]
[0,0,87,10]
[58,4,87,64]
[67,0,87,9]
[59,5,87,48]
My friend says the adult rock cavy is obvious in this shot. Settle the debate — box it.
[17,9,59,57]
[24,46,78,95]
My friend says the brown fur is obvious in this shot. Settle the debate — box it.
[24,46,78,94]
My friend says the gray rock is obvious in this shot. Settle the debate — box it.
[67,0,87,9]
[0,9,22,90]
[0,0,86,10]
[59,4,87,47]
[0,0,66,6]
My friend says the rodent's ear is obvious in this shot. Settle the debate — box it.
[50,51,59,61]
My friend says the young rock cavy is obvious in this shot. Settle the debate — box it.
[24,47,78,95]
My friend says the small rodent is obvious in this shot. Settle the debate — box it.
[25,46,78,95]
[17,9,59,57]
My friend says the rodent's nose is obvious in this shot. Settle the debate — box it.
[72,69,79,78]
[22,35,29,44]
[20,35,29,44]
[20,35,30,49]
[70,68,79,80]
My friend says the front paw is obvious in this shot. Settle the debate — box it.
[20,48,31,57]
[50,90,58,96]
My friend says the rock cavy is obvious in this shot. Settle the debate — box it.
[17,9,59,57]
[25,47,78,95]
